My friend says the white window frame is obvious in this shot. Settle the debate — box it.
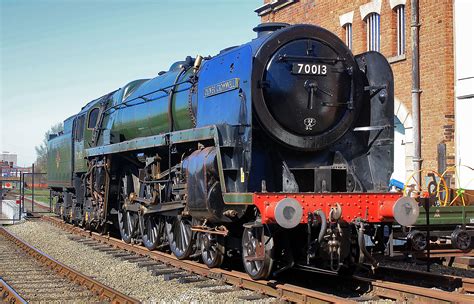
[395,5,406,55]
[344,23,353,50]
[339,11,354,50]
[366,13,380,52]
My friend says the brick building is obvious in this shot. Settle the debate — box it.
[255,0,456,182]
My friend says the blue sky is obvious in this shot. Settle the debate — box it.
[0,0,261,166]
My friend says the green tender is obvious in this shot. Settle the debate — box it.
[47,118,74,188]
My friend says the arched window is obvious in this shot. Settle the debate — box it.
[88,108,99,129]
[395,5,406,55]
[366,13,380,52]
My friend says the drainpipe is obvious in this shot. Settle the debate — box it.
[411,0,422,186]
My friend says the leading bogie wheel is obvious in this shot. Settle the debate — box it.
[200,233,225,268]
[241,225,274,280]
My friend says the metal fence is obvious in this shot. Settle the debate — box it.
[20,172,52,214]
[1,163,54,224]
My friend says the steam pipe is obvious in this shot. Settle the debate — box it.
[315,210,327,244]
[411,0,422,185]
[306,213,312,264]
[357,222,378,269]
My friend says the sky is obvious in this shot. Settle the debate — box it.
[0,0,261,166]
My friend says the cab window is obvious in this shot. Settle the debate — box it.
[74,115,85,141]
[88,108,99,129]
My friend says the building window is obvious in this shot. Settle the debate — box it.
[395,5,405,55]
[344,23,353,50]
[366,13,380,52]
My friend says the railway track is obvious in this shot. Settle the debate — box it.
[0,227,138,303]
[372,265,474,293]
[42,215,474,304]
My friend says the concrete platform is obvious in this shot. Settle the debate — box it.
[0,200,24,225]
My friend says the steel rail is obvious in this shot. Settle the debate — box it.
[373,265,474,294]
[0,278,27,304]
[42,216,351,304]
[358,278,474,303]
[0,227,139,304]
[416,248,474,258]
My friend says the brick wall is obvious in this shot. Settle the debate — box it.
[260,0,455,172]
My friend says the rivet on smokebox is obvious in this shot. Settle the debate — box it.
[265,201,270,206]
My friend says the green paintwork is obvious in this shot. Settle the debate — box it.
[223,193,254,204]
[74,97,108,173]
[416,205,474,225]
[47,117,74,188]
[86,125,217,157]
[48,63,196,186]
[108,67,194,143]
[74,140,86,172]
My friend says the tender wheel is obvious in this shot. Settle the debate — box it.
[118,210,138,244]
[201,233,225,268]
[242,225,274,280]
[140,214,165,251]
[166,216,194,259]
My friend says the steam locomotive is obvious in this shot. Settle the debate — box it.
[47,23,419,279]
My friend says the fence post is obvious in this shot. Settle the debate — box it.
[19,172,22,220]
[31,164,35,213]
[21,172,24,214]
[49,188,52,212]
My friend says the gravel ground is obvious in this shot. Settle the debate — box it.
[6,221,271,303]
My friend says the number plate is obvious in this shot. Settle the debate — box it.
[292,63,328,75]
